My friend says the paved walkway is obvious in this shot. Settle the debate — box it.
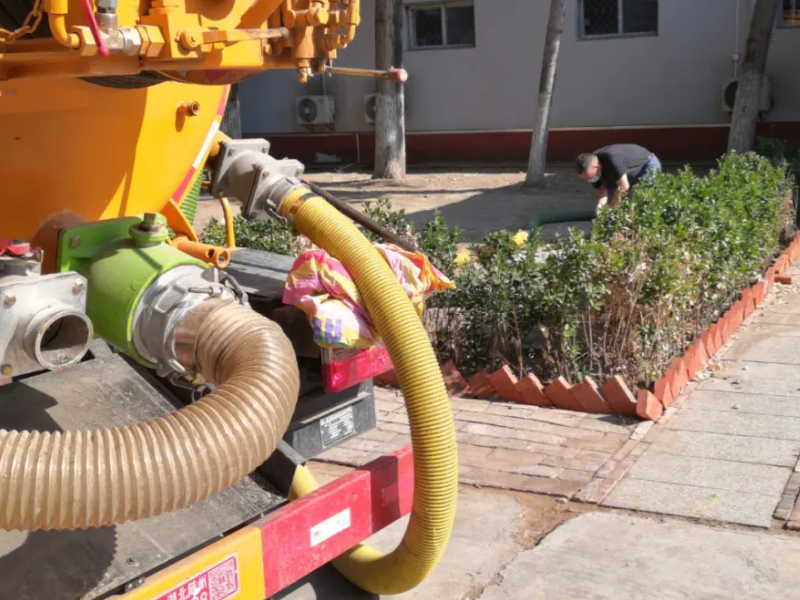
[317,262,800,530]
[315,387,646,500]
[287,259,800,600]
[604,263,800,528]
[296,263,800,599]
[477,512,800,600]
[318,264,800,524]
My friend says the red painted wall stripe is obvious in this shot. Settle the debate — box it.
[258,445,414,596]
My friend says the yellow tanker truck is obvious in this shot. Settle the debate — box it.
[0,1,457,597]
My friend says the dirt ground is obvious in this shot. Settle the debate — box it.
[195,164,597,241]
[304,164,595,241]
[196,160,704,243]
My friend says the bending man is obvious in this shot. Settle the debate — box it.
[576,144,662,210]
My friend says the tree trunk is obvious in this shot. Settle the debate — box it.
[727,0,778,153]
[524,0,567,187]
[373,0,406,179]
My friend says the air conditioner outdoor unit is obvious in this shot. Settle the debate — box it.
[722,77,772,113]
[296,95,335,125]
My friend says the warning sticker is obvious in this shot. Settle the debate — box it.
[310,508,352,547]
[155,554,240,600]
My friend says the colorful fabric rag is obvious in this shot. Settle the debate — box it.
[283,244,454,349]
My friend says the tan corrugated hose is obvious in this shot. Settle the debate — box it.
[0,299,298,530]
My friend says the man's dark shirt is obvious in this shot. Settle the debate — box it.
[592,144,652,190]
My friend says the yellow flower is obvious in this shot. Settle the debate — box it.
[510,230,529,248]
[454,249,474,267]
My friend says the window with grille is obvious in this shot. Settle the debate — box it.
[407,2,475,49]
[782,0,800,26]
[579,0,658,38]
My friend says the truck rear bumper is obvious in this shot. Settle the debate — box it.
[112,445,414,599]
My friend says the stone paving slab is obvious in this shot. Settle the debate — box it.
[722,332,800,364]
[363,486,525,600]
[775,471,800,521]
[754,313,800,326]
[478,512,800,600]
[604,478,779,527]
[686,389,800,418]
[744,322,800,335]
[666,408,800,441]
[626,450,790,496]
[603,277,800,527]
[277,486,527,600]
[574,441,648,504]
[700,377,800,398]
[761,302,800,314]
[647,428,800,467]
[700,360,800,397]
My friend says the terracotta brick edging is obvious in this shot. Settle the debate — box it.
[376,233,800,421]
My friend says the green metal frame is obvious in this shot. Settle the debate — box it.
[57,216,205,365]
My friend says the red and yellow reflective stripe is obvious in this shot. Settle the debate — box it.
[111,525,265,600]
[111,445,414,599]
[171,86,230,208]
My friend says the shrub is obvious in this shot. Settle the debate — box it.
[428,152,791,385]
[202,197,463,262]
[202,215,298,256]
[205,154,790,389]
[359,197,416,243]
[757,136,800,181]
[418,211,463,278]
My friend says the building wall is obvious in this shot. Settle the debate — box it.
[239,1,800,159]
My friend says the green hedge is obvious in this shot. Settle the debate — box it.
[428,152,792,385]
[203,214,298,255]
[203,152,792,388]
[757,136,800,181]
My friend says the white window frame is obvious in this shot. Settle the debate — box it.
[578,0,658,40]
[406,1,475,50]
[780,0,800,27]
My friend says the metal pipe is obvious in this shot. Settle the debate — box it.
[303,181,418,252]
[47,14,80,49]
[78,0,109,55]
[219,196,237,248]
[25,308,92,371]
[170,236,232,268]
[325,65,407,82]
[340,0,360,46]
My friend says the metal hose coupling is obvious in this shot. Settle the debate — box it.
[0,298,299,530]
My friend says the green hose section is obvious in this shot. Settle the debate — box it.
[280,190,459,595]
[179,172,203,225]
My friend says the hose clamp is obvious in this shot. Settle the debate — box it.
[132,265,246,378]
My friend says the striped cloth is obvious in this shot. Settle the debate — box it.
[283,244,454,349]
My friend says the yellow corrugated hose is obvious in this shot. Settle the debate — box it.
[279,187,459,595]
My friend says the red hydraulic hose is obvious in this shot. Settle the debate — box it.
[78,0,109,56]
